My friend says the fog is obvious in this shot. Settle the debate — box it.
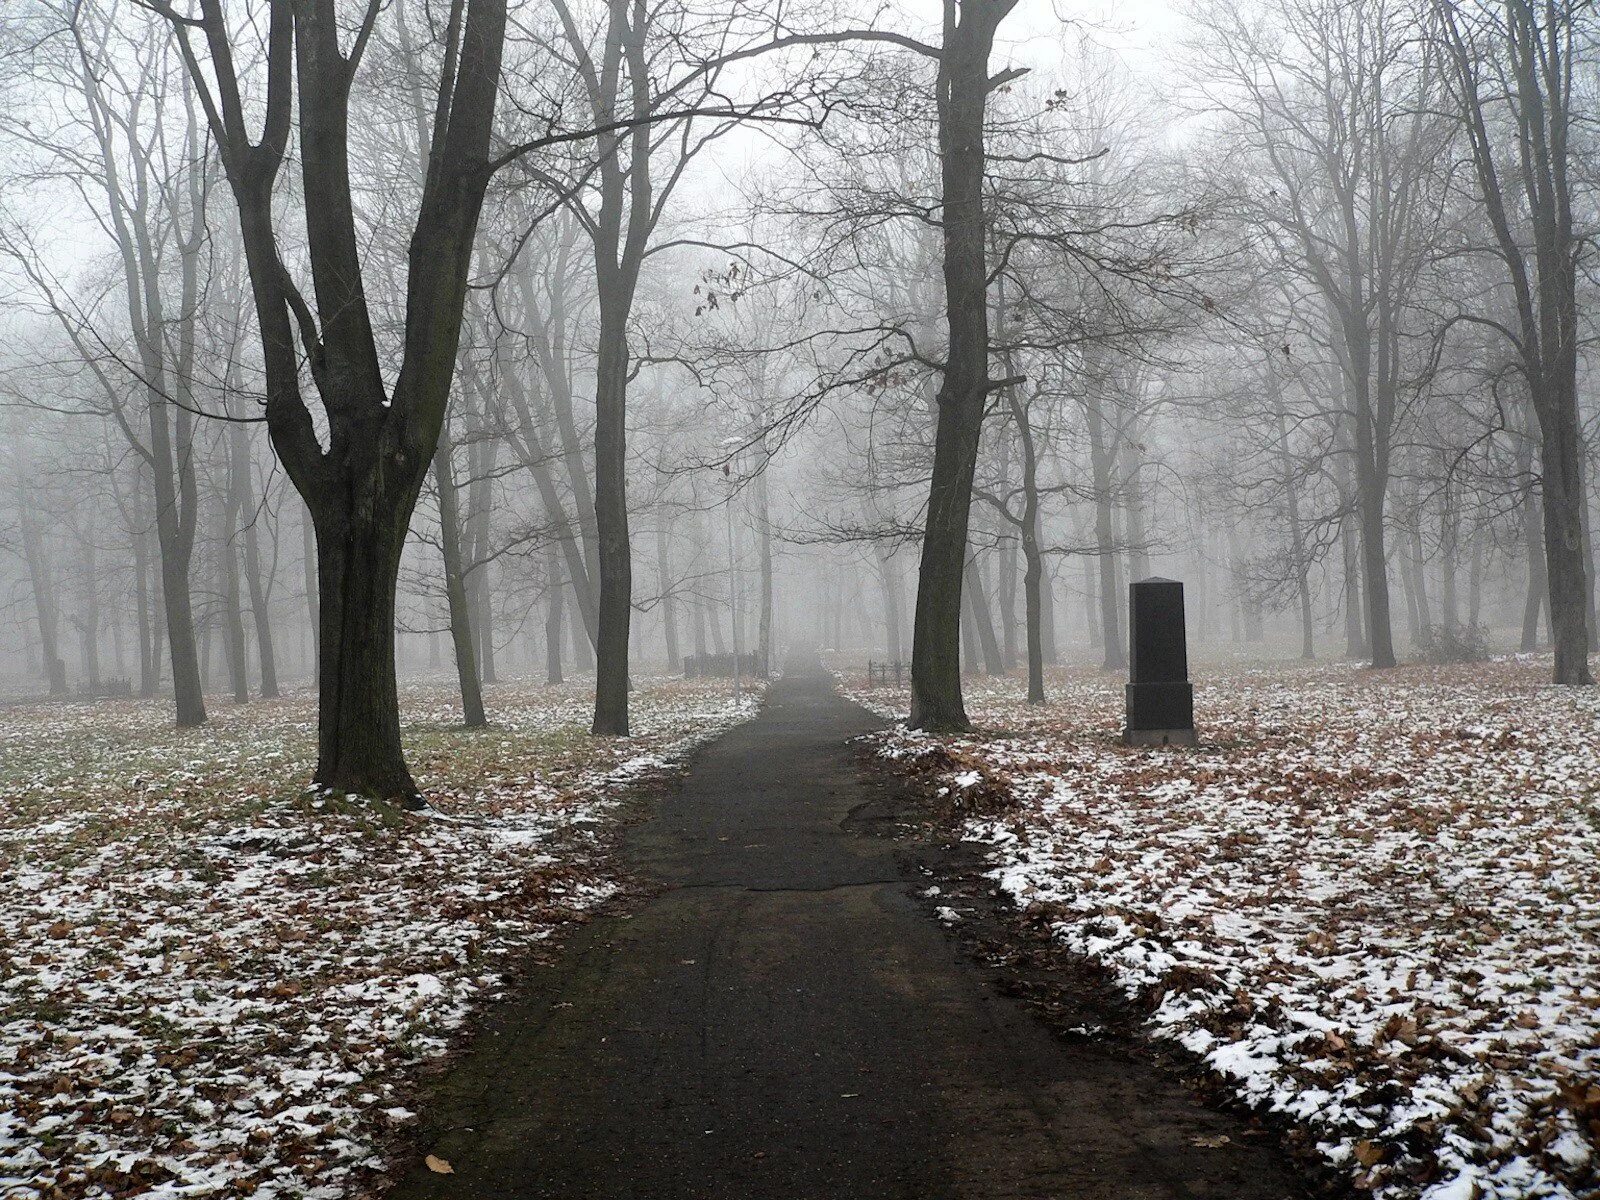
[0,0,1595,776]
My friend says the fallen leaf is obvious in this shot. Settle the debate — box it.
[425,1155,454,1174]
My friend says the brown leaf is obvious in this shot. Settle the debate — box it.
[425,1155,454,1175]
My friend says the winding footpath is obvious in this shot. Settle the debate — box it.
[389,663,1307,1199]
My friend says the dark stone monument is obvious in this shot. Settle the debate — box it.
[1124,577,1197,747]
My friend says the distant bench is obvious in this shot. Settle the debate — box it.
[865,660,908,688]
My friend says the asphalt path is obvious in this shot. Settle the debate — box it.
[387,662,1307,1200]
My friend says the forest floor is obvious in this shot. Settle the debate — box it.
[839,655,1600,1200]
[0,676,759,1200]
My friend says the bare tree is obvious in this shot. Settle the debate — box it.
[1433,0,1594,684]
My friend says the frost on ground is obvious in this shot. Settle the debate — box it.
[844,658,1600,1200]
[0,677,759,1200]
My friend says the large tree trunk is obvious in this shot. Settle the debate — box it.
[312,499,417,799]
[1538,397,1592,682]
[908,0,1014,731]
[591,287,633,734]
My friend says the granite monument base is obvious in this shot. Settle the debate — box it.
[1123,680,1197,747]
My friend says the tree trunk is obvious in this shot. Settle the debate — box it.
[15,457,68,697]
[571,579,596,671]
[1275,409,1314,660]
[434,439,486,728]
[218,484,250,703]
[1538,406,1593,682]
[655,520,681,673]
[134,524,155,696]
[78,539,101,686]
[1467,533,1484,630]
[908,0,1014,731]
[964,556,1005,674]
[1083,553,1102,650]
[545,544,566,685]
[1522,474,1548,650]
[1409,513,1431,638]
[591,288,633,734]
[1125,428,1149,582]
[756,458,775,675]
[302,503,319,681]
[1341,508,1367,658]
[877,547,904,663]
[312,501,418,800]
[1440,474,1460,634]
[241,508,279,699]
[691,592,708,658]
[1352,402,1396,667]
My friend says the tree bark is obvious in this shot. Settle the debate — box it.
[591,285,634,734]
[217,471,250,703]
[545,544,566,685]
[655,519,681,673]
[434,436,487,728]
[908,0,1017,730]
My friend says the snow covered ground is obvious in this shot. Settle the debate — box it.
[843,658,1600,1200]
[0,676,759,1200]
